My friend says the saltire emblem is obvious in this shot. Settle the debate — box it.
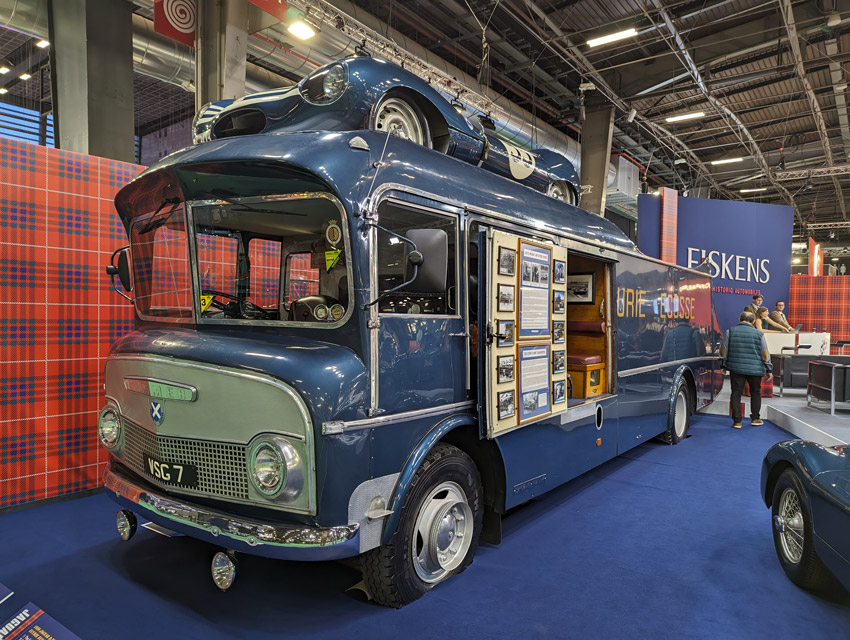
[150,401,164,426]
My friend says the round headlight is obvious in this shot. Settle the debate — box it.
[322,64,346,100]
[300,63,347,104]
[251,443,284,495]
[98,408,121,449]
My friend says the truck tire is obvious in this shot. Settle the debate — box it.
[360,443,482,608]
[658,379,690,444]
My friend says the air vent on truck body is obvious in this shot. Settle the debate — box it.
[212,108,267,139]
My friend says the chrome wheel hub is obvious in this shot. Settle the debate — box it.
[412,481,473,583]
[777,487,804,564]
[375,97,425,145]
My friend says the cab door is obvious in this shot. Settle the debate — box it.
[372,200,466,414]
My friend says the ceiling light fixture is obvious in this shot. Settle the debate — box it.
[665,111,705,123]
[652,190,660,196]
[0,88,7,95]
[0,66,8,74]
[18,73,31,81]
[792,258,801,264]
[832,257,839,262]
[740,187,767,193]
[287,21,316,40]
[711,157,743,165]
[36,40,49,48]
[587,28,638,48]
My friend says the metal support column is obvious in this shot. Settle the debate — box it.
[579,106,615,216]
[195,0,248,111]
[48,0,134,161]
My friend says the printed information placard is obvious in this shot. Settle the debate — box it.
[518,344,551,422]
[518,242,552,339]
[0,602,80,640]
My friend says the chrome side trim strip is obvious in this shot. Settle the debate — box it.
[618,356,720,378]
[324,400,475,434]
[105,466,357,549]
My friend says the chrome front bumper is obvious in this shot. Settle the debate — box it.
[104,464,359,561]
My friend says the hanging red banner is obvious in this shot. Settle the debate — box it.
[247,0,288,21]
[154,0,196,48]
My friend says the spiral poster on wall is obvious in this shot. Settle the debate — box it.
[154,0,196,48]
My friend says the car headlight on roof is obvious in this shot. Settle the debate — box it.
[300,63,347,105]
[98,406,121,449]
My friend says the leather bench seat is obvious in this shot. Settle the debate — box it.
[567,354,602,366]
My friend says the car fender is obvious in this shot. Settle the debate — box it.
[381,414,480,544]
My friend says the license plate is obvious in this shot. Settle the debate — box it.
[143,454,198,489]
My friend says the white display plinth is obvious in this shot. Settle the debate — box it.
[764,333,796,355]
[797,332,831,356]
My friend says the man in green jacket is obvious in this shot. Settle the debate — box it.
[720,311,773,428]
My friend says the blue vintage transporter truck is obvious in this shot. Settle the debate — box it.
[101,87,721,608]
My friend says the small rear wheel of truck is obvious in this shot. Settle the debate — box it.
[361,443,482,608]
[658,379,690,444]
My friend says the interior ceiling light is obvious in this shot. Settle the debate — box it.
[0,88,7,94]
[665,111,705,123]
[287,21,316,40]
[711,157,743,165]
[0,66,8,74]
[652,190,660,196]
[792,258,801,264]
[36,40,49,48]
[832,257,839,261]
[587,28,637,48]
[18,73,31,81]
[740,187,767,193]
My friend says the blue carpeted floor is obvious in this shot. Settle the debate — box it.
[1,414,848,639]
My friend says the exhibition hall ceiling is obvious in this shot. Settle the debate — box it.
[0,0,848,241]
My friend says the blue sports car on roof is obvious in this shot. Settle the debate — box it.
[193,55,581,205]
[761,439,850,594]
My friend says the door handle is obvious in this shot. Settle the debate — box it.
[450,332,470,338]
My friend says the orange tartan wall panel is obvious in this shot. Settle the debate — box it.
[788,275,850,354]
[0,137,144,509]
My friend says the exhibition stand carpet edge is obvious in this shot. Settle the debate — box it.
[1,414,848,639]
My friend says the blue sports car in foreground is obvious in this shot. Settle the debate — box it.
[761,440,850,593]
[192,56,581,205]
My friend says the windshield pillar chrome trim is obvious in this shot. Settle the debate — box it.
[368,208,380,415]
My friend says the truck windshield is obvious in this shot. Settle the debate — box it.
[129,194,351,325]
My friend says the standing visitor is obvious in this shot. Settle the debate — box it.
[720,311,773,428]
[744,294,763,316]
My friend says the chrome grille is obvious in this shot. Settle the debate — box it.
[122,418,249,500]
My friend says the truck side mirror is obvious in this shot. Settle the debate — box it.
[106,246,133,301]
[403,229,447,293]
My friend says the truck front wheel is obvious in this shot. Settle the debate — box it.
[361,443,482,608]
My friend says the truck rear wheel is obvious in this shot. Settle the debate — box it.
[658,379,690,444]
[361,443,482,608]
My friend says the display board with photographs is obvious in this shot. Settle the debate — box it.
[518,240,552,340]
[488,230,568,436]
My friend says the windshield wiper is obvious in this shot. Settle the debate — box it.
[204,190,307,216]
[136,197,181,234]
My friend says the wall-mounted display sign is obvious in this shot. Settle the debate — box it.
[518,344,551,422]
[519,241,552,339]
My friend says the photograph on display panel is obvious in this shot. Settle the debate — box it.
[566,272,595,304]
[498,246,516,276]
[498,321,515,347]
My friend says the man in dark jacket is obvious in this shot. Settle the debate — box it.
[720,311,773,428]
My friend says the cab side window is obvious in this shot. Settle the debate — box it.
[376,202,457,315]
